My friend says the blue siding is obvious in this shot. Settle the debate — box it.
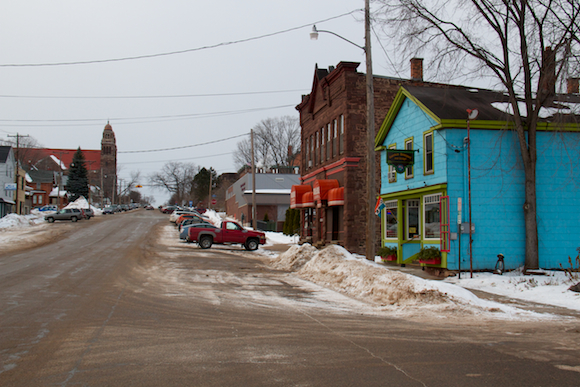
[445,129,526,270]
[379,95,580,270]
[380,100,446,194]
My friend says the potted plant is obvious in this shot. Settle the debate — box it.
[377,246,398,262]
[418,246,441,265]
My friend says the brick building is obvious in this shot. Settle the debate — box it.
[293,60,430,254]
[22,123,117,207]
[226,171,300,231]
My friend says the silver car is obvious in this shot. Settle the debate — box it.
[45,208,83,223]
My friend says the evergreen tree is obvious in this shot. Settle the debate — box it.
[65,148,89,202]
[191,167,217,205]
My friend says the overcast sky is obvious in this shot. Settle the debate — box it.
[0,1,421,205]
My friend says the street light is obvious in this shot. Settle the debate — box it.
[310,1,376,261]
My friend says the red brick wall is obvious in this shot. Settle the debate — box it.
[297,62,409,254]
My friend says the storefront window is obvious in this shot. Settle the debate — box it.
[424,194,441,239]
[406,199,420,239]
[384,200,397,239]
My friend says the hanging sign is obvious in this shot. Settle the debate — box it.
[386,149,415,173]
[4,183,16,191]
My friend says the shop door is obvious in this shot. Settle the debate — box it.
[405,199,420,240]
[331,207,339,240]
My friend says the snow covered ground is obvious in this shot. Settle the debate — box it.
[1,210,578,318]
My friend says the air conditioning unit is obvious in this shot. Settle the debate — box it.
[308,160,312,168]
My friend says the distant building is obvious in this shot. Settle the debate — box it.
[226,172,300,232]
[0,146,16,217]
[21,123,117,206]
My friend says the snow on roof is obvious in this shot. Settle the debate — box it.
[491,101,580,118]
[49,155,67,170]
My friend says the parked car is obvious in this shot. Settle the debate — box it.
[145,205,154,210]
[82,208,94,219]
[180,222,214,240]
[45,208,83,223]
[178,215,205,231]
[169,210,197,223]
[186,220,266,251]
[37,205,58,212]
[103,206,115,215]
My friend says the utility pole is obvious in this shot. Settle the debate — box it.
[55,151,69,209]
[251,129,257,230]
[7,133,29,214]
[208,170,213,211]
[100,168,104,207]
[364,0,376,262]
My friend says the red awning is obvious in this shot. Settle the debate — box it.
[327,187,344,206]
[313,179,339,207]
[290,185,312,209]
[302,191,314,208]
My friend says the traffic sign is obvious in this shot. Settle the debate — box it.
[211,198,217,205]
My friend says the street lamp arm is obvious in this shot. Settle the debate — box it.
[310,25,365,51]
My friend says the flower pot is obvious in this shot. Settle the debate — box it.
[419,257,441,265]
[382,254,397,262]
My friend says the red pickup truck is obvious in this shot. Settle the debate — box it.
[187,220,266,251]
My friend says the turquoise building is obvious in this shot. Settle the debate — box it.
[374,85,580,271]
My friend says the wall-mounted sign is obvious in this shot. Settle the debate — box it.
[386,149,415,173]
[4,183,16,191]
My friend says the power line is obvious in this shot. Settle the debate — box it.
[119,133,248,154]
[0,10,362,68]
[0,104,296,126]
[119,151,235,165]
[0,89,308,99]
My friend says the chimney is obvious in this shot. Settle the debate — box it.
[410,58,423,82]
[567,78,579,94]
[539,47,556,95]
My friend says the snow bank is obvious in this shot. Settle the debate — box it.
[0,213,45,230]
[201,209,222,226]
[445,270,580,311]
[264,232,299,246]
[267,244,552,319]
[64,196,103,215]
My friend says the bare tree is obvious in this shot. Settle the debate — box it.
[149,162,198,205]
[118,171,141,202]
[0,135,44,168]
[375,0,580,269]
[233,116,301,169]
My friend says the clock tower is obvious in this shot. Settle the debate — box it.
[100,122,117,204]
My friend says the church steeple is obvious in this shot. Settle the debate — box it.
[100,122,117,204]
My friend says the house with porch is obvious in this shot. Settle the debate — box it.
[374,84,580,271]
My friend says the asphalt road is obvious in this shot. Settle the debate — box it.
[0,210,579,386]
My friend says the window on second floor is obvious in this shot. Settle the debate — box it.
[320,128,325,163]
[332,119,338,158]
[424,132,434,175]
[326,123,332,160]
[405,138,414,179]
[388,144,397,183]
[339,115,345,155]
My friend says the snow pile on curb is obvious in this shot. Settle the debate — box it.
[0,213,45,230]
[267,244,551,319]
[64,196,103,215]
[445,270,580,311]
